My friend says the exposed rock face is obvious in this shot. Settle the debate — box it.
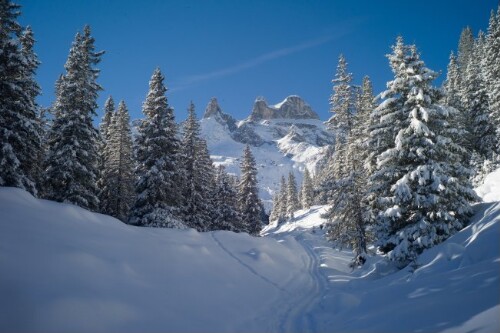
[203,97,238,132]
[203,97,263,146]
[248,96,319,121]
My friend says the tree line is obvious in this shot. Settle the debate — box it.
[270,6,500,268]
[0,0,263,235]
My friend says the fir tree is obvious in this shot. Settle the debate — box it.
[213,165,242,231]
[324,77,372,267]
[462,36,497,170]
[301,168,314,210]
[286,172,299,219]
[180,102,216,231]
[100,101,135,222]
[365,36,409,235]
[0,2,42,195]
[374,43,476,266]
[129,68,185,228]
[444,52,471,165]
[97,96,115,208]
[44,26,102,210]
[238,145,262,236]
[269,192,280,222]
[457,26,474,77]
[485,7,500,153]
[277,175,288,222]
[326,54,354,136]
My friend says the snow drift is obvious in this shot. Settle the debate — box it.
[0,188,315,332]
[1,185,499,332]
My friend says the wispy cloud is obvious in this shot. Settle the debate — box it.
[170,30,349,92]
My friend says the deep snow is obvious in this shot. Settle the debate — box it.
[0,169,499,332]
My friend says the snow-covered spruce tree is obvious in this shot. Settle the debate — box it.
[129,68,185,228]
[277,175,288,222]
[213,165,242,231]
[44,26,102,210]
[324,77,372,267]
[461,35,498,177]
[237,145,262,236]
[365,36,410,236]
[375,43,476,266]
[99,101,135,222]
[180,102,216,232]
[0,2,42,195]
[97,96,115,209]
[19,25,44,192]
[269,192,280,222]
[457,26,475,78]
[485,7,500,153]
[443,52,471,166]
[286,172,299,219]
[312,145,336,204]
[301,168,314,210]
[326,54,354,136]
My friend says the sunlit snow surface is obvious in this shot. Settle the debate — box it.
[476,167,500,203]
[0,168,499,332]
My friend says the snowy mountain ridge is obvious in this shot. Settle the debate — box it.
[200,96,333,209]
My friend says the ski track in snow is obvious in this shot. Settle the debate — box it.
[277,233,329,333]
[210,232,288,294]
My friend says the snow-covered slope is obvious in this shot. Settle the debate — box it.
[262,200,500,332]
[476,167,500,203]
[200,96,333,209]
[0,188,315,332]
[1,187,498,332]
[1,169,498,332]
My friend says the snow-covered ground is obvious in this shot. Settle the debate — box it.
[476,167,500,203]
[0,169,499,332]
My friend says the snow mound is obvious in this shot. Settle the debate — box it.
[1,187,499,333]
[263,201,500,333]
[476,167,500,203]
[0,188,313,333]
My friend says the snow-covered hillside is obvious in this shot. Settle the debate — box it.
[0,188,315,332]
[1,167,499,332]
[200,96,333,209]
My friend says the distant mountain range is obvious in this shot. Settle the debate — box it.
[200,95,333,210]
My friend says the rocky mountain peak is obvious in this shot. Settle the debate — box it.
[248,95,319,121]
[203,97,223,119]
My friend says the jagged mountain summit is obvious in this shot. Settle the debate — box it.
[200,96,333,210]
[249,96,319,121]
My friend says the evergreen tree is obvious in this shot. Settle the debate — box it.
[129,68,185,228]
[100,101,135,222]
[286,172,299,219]
[237,145,262,236]
[269,192,280,222]
[278,175,288,222]
[301,168,314,210]
[374,43,476,266]
[485,7,500,152]
[326,54,354,136]
[457,26,474,77]
[462,36,497,170]
[365,36,409,235]
[0,2,42,195]
[44,26,102,210]
[444,52,471,164]
[97,96,115,208]
[180,102,216,231]
[324,76,372,267]
[213,165,242,231]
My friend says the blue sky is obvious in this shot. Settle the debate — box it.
[21,0,497,122]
